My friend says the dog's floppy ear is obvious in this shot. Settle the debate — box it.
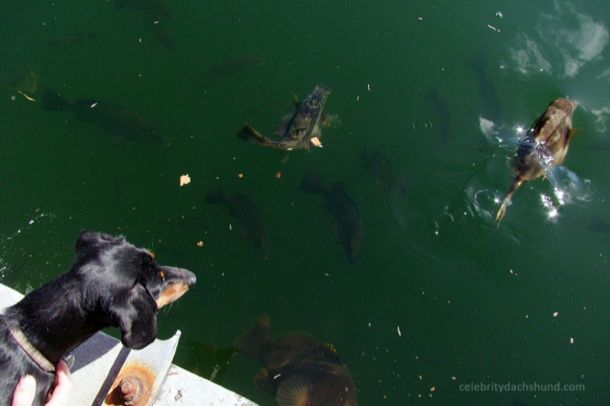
[114,284,158,349]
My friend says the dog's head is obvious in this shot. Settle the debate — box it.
[73,231,197,349]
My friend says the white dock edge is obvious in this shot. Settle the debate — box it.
[0,283,258,406]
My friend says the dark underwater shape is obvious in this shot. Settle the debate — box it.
[425,87,451,146]
[235,315,358,406]
[299,170,363,263]
[41,88,166,145]
[205,181,268,259]
[237,85,331,151]
[496,98,577,223]
[360,148,408,228]
[360,148,396,189]
[467,51,503,124]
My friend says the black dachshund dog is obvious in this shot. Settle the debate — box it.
[0,231,196,405]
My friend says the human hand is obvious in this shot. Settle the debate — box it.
[12,359,73,406]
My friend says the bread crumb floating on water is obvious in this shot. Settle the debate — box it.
[196,240,204,247]
[275,171,282,179]
[553,311,559,318]
[179,174,191,187]
[237,172,244,179]
[397,325,402,337]
[570,337,574,344]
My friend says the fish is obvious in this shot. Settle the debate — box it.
[205,181,268,258]
[235,315,358,406]
[299,170,363,263]
[41,88,166,145]
[468,51,503,126]
[204,55,265,81]
[238,85,333,151]
[425,87,451,146]
[360,148,408,228]
[359,148,396,189]
[45,32,97,47]
[496,98,577,223]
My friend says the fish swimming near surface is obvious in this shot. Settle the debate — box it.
[238,85,333,151]
[468,51,503,128]
[496,98,577,223]
[360,148,408,228]
[41,88,166,144]
[205,181,269,258]
[425,87,451,146]
[235,315,358,406]
[300,170,363,263]
[360,148,397,190]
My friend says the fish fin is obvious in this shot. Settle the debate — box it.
[253,367,276,394]
[299,169,324,194]
[496,177,524,224]
[41,88,70,111]
[275,114,293,136]
[205,181,227,204]
[272,333,317,351]
[292,94,301,108]
[237,124,270,145]
[276,375,312,406]
[235,314,271,360]
[321,113,341,128]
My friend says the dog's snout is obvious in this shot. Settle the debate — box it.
[186,272,197,286]
[164,266,197,286]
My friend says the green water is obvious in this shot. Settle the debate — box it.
[1,0,609,404]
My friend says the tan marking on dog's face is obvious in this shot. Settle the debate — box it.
[156,283,190,308]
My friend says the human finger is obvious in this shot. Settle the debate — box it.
[11,375,36,406]
[46,360,73,406]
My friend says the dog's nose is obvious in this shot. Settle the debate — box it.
[185,271,197,286]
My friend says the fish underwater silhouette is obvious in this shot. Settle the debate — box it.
[235,315,358,406]
[299,170,363,263]
[360,148,409,228]
[496,98,577,223]
[205,181,269,259]
[41,88,166,145]
[238,85,334,151]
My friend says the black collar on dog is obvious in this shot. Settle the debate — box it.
[9,326,55,373]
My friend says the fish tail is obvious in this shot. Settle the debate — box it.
[234,314,271,360]
[299,169,323,194]
[237,124,271,146]
[41,88,70,111]
[205,181,227,204]
[496,177,524,224]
